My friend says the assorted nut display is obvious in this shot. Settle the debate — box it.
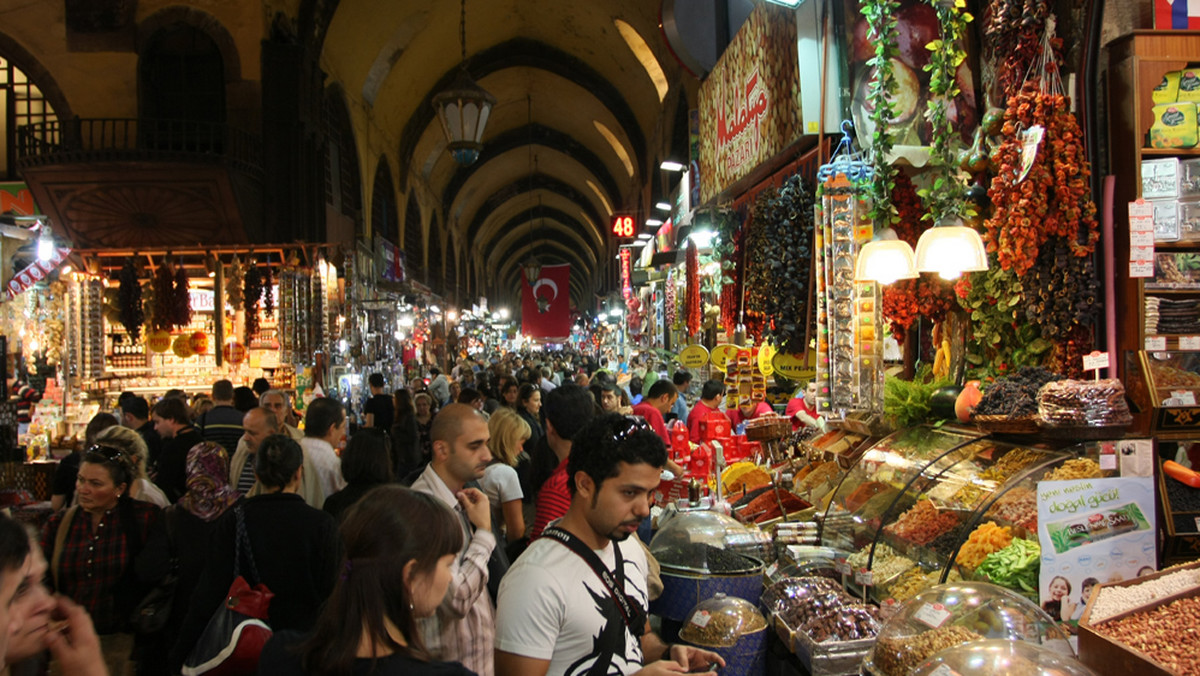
[883,499,961,545]
[1095,594,1200,676]
[764,577,881,644]
[979,448,1047,483]
[679,608,768,648]
[847,543,916,583]
[985,486,1039,531]
[1043,458,1103,482]
[1037,379,1133,427]
[874,626,984,676]
[1088,566,1200,622]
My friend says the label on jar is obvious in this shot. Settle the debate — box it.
[913,602,953,628]
[690,611,711,628]
[855,568,874,586]
[765,562,779,578]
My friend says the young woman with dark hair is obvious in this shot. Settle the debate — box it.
[259,485,472,675]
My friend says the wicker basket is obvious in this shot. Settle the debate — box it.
[971,414,1040,434]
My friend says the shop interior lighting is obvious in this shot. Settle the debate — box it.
[430,305,441,313]
[60,265,72,275]
[432,0,495,166]
[498,308,510,319]
[660,161,685,172]
[36,222,53,262]
[764,0,803,7]
[447,310,458,321]
[609,308,624,318]
[914,215,989,280]
[854,228,918,284]
[688,229,716,249]
[637,233,652,240]
[645,218,664,227]
[399,314,415,328]
[655,201,671,211]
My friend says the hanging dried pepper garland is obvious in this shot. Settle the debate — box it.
[151,261,175,332]
[686,241,701,336]
[117,260,144,342]
[983,0,1051,95]
[717,206,745,333]
[742,190,775,342]
[243,262,263,344]
[173,264,191,328]
[759,175,816,354]
[1022,235,1099,341]
[261,263,274,316]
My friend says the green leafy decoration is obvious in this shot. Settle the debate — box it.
[919,0,976,223]
[863,0,901,226]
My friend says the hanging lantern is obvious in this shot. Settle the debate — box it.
[189,331,209,355]
[146,330,171,353]
[172,334,194,359]
[431,0,495,165]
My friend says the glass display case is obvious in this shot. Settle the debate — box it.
[1127,350,1200,436]
[911,639,1096,676]
[863,582,1073,676]
[819,425,1096,604]
[651,510,769,574]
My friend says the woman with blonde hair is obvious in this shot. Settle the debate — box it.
[94,425,169,508]
[481,408,529,547]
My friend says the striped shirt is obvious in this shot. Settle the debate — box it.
[196,405,245,455]
[531,457,571,540]
[236,458,257,496]
[410,464,497,676]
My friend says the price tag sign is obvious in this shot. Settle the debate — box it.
[690,611,711,628]
[709,344,740,372]
[1181,336,1200,351]
[879,598,899,621]
[765,562,779,578]
[1170,390,1198,406]
[1082,351,1110,380]
[1130,198,1155,221]
[678,344,710,369]
[1131,261,1155,278]
[757,343,776,376]
[913,602,953,628]
[1131,230,1155,247]
[835,558,850,575]
[855,568,874,587]
[1146,336,1168,351]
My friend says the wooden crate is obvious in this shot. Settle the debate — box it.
[1078,560,1200,676]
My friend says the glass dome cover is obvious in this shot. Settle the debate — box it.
[650,511,767,574]
[912,639,1098,676]
[864,582,1072,676]
[678,593,768,648]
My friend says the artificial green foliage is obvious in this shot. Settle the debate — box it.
[919,0,976,223]
[957,257,1052,380]
[883,367,953,428]
[863,0,900,226]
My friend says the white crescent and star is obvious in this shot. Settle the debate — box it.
[532,278,558,302]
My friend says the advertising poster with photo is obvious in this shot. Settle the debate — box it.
[1037,476,1157,625]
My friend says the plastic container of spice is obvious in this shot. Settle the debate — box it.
[679,593,768,676]
[863,582,1073,676]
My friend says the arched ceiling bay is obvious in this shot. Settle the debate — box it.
[318,0,686,304]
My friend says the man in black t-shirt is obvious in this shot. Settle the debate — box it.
[152,397,203,502]
[119,395,163,468]
[362,373,394,430]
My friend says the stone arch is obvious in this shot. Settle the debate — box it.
[403,192,424,283]
[137,7,242,83]
[370,157,398,243]
[0,32,73,122]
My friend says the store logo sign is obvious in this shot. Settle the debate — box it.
[715,68,769,176]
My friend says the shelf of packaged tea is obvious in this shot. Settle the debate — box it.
[1143,147,1200,156]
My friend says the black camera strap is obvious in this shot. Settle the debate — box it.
[541,526,643,633]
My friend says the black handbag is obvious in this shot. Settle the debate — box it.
[131,504,180,634]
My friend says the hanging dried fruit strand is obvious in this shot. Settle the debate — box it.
[173,265,191,328]
[686,241,701,336]
[244,264,263,344]
[152,262,175,332]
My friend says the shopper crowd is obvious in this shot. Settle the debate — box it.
[0,348,830,675]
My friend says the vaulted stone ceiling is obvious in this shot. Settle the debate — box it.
[314,0,693,309]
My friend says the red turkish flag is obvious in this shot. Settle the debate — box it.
[522,263,571,340]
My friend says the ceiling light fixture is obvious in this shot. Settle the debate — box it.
[521,95,542,286]
[432,0,495,166]
[914,215,989,280]
[645,218,664,227]
[655,201,671,211]
[36,221,53,262]
[854,228,918,284]
[660,160,685,172]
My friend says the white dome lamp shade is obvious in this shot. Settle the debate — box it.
[854,228,918,284]
[914,215,989,280]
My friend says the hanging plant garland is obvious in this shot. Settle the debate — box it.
[117,260,144,342]
[919,0,976,223]
[863,0,901,226]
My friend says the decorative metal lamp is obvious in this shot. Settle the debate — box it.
[432,0,495,166]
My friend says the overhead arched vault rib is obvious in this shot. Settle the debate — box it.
[395,37,647,185]
[465,174,607,246]
[471,190,606,261]
[487,219,598,276]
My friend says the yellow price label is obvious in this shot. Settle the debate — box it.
[772,352,814,381]
[757,344,776,376]
[678,344,710,369]
[710,344,740,372]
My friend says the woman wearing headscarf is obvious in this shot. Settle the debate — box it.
[137,441,240,675]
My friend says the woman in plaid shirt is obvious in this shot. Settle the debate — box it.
[41,444,166,676]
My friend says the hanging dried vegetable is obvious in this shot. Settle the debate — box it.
[718,206,746,332]
[757,175,816,354]
[151,262,175,332]
[173,265,191,328]
[244,263,263,344]
[117,260,144,342]
[664,270,679,331]
[686,241,701,336]
[984,87,1098,275]
[262,263,274,315]
[742,190,775,342]
[1021,235,1099,341]
[226,256,245,309]
[983,0,1052,95]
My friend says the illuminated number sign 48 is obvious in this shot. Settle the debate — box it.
[611,214,636,238]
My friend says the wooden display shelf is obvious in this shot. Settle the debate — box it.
[1141,147,1200,156]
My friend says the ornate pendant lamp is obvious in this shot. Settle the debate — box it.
[432,0,495,166]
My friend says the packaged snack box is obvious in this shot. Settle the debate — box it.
[1150,102,1199,149]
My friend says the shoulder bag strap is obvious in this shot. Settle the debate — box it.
[232,505,261,585]
[51,505,78,590]
[541,527,636,629]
